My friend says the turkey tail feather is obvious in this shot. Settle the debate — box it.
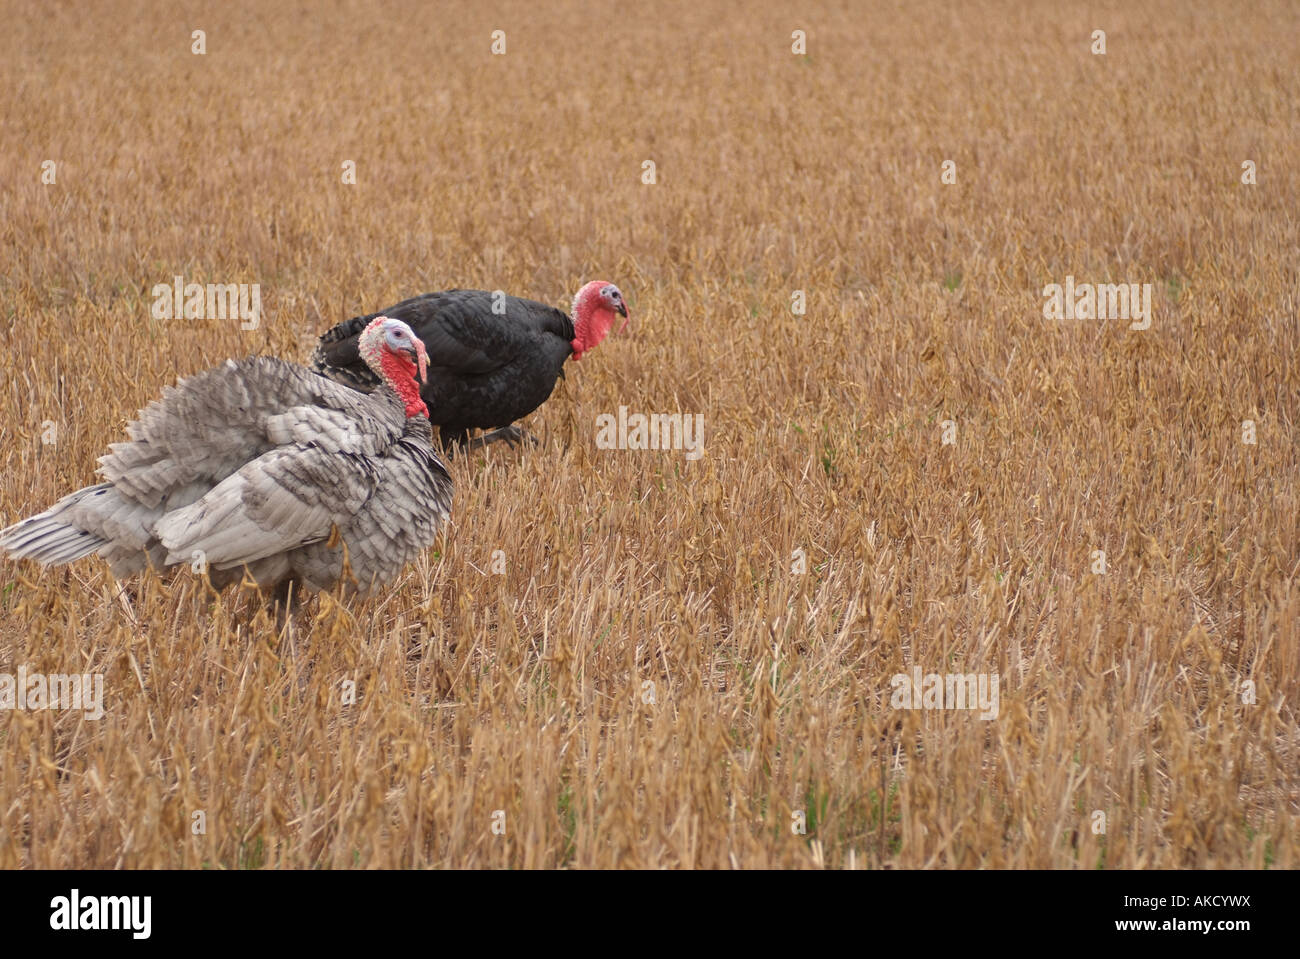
[0,485,112,567]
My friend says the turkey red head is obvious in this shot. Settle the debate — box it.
[358,316,430,418]
[570,280,630,361]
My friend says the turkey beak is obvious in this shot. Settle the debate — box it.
[410,343,428,385]
[616,301,630,333]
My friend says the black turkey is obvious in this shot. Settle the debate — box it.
[311,281,628,450]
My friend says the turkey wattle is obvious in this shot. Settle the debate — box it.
[0,317,451,597]
[310,281,629,449]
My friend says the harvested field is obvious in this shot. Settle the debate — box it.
[0,0,1296,868]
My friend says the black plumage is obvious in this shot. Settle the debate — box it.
[312,288,611,449]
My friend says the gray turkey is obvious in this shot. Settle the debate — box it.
[310,280,629,451]
[0,317,451,603]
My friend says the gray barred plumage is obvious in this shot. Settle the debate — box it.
[1,319,451,596]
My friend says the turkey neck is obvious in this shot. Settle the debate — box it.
[570,300,614,361]
[376,351,428,419]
